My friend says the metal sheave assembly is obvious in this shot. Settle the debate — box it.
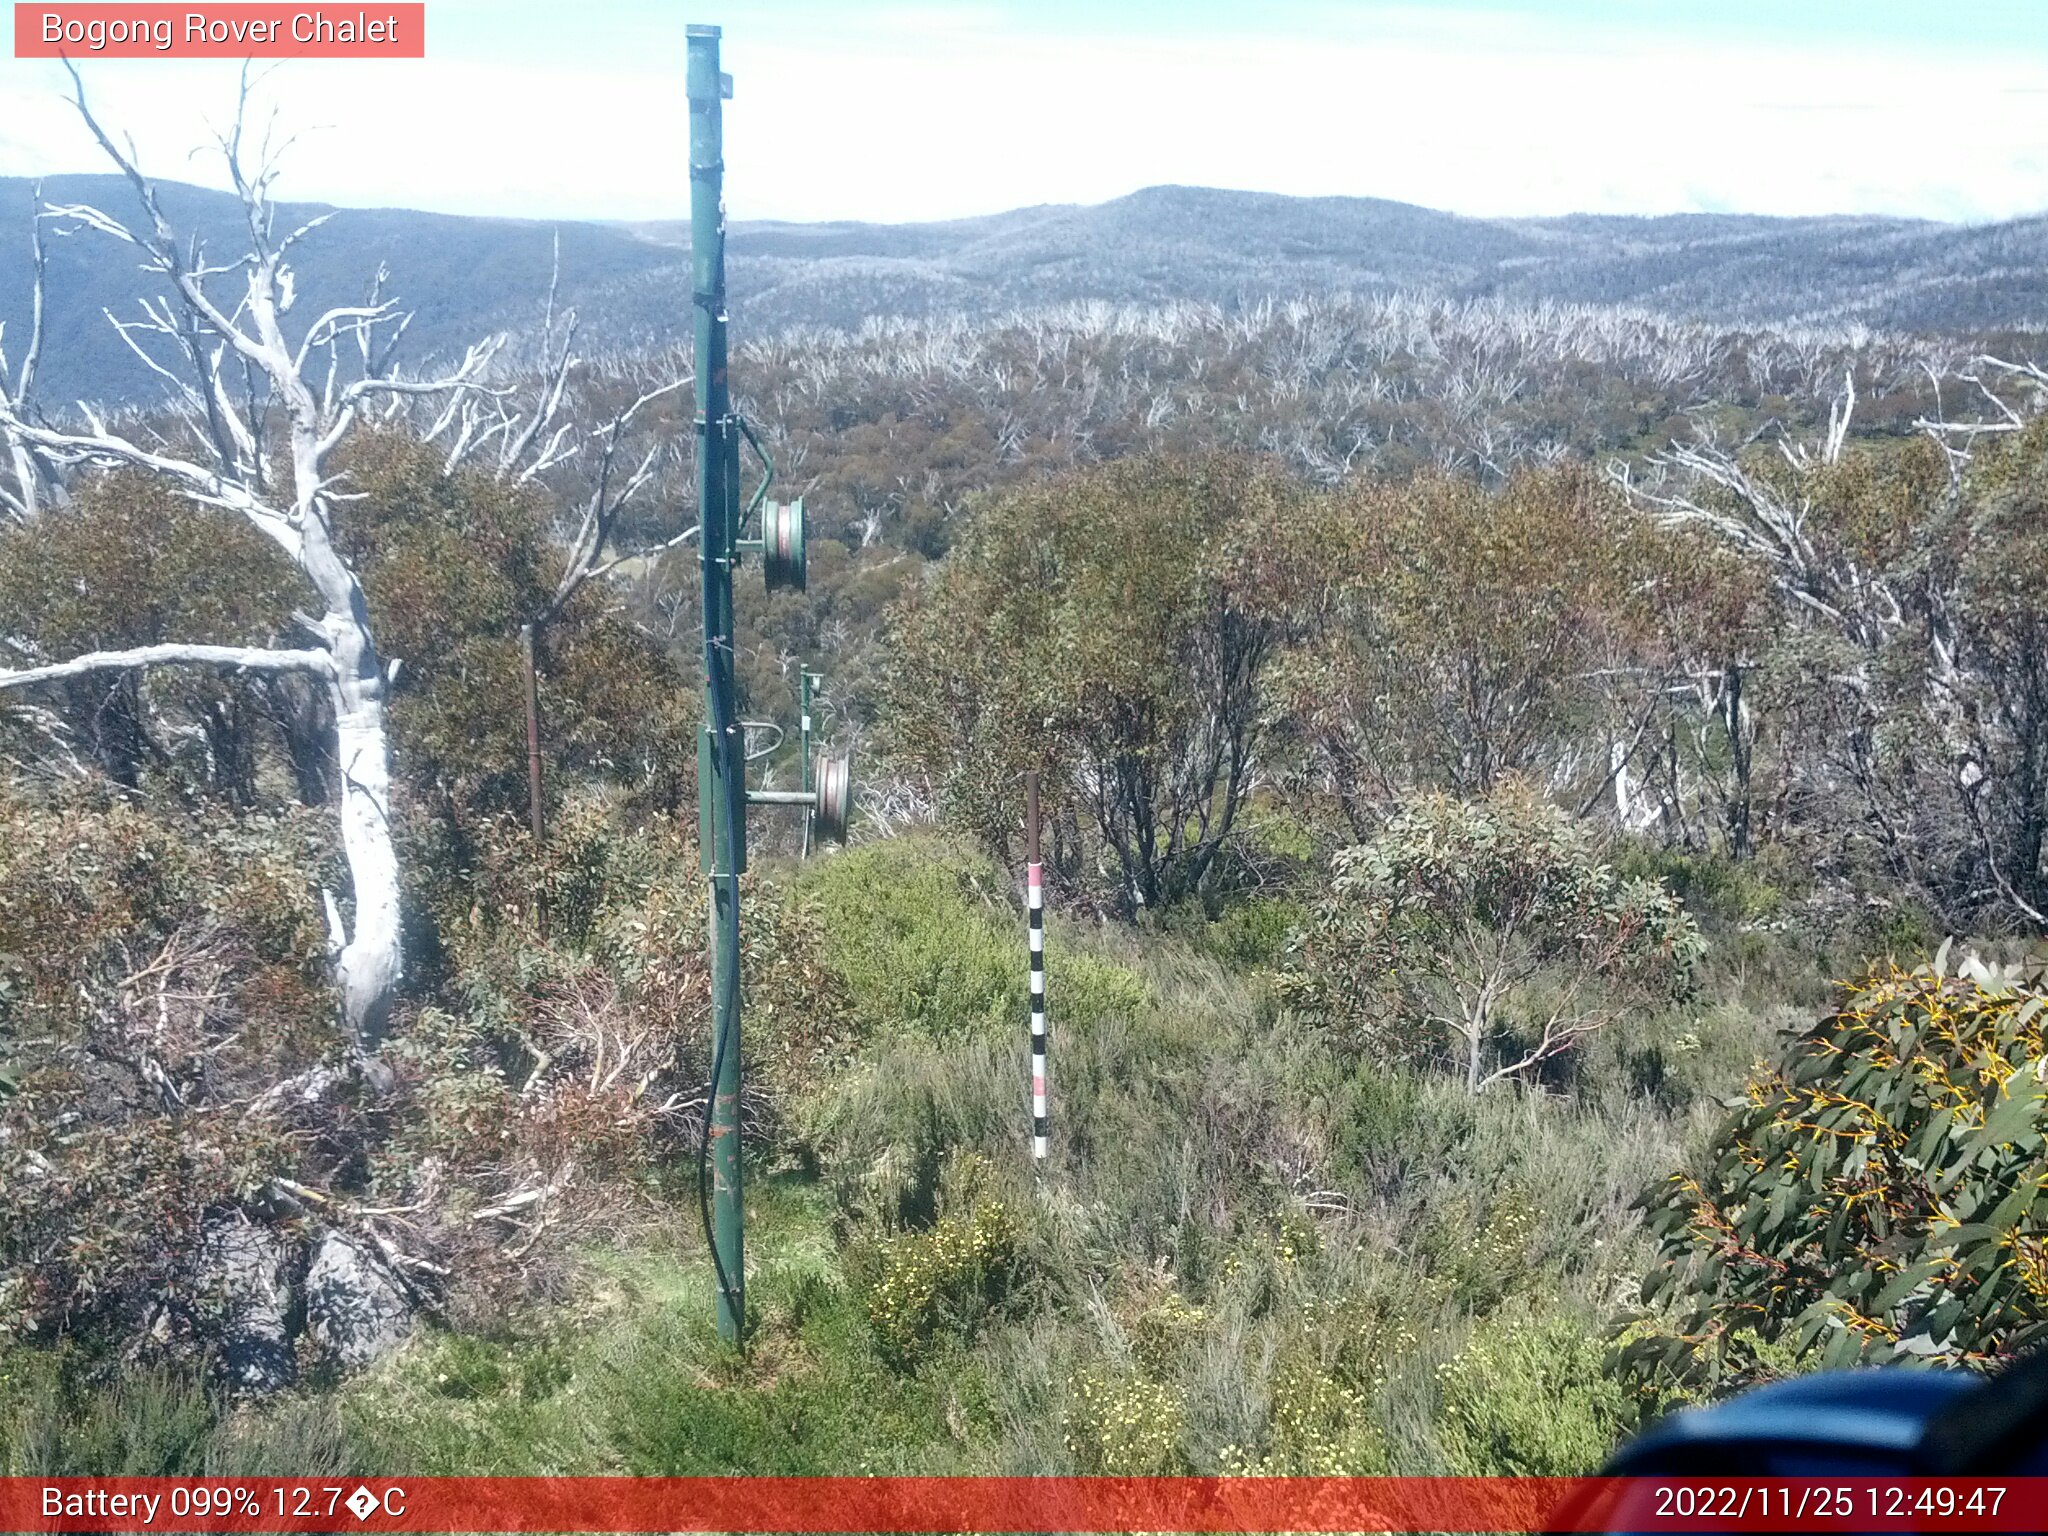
[760,498,807,592]
[812,752,851,844]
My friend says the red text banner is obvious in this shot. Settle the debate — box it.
[14,5,424,58]
[1,1477,2045,1533]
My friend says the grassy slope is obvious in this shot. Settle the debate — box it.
[4,834,1839,1478]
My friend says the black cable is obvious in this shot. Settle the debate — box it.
[695,879,744,1342]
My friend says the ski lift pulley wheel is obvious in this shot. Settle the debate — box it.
[813,752,851,844]
[762,498,807,593]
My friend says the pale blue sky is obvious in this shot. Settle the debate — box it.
[3,1,2045,223]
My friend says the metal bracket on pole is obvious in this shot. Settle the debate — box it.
[739,416,774,523]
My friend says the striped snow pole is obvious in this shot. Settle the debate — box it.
[1027,771,1048,1165]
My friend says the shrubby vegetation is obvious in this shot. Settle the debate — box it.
[0,786,330,1346]
[884,456,1308,910]
[1623,950,2048,1395]
[0,833,1716,1475]
[5,176,2048,1475]
[1280,787,1703,1092]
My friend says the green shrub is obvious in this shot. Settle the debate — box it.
[805,837,1019,1042]
[0,1352,216,1475]
[1436,1303,1631,1475]
[1622,949,2048,1395]
[1221,1353,1384,1475]
[848,1156,1024,1365]
[803,834,1145,1045]
[1196,897,1309,972]
[1615,846,1788,926]
[1059,955,1151,1032]
[1064,1365,1186,1474]
[1280,785,1702,1093]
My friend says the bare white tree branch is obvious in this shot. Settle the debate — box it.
[0,182,60,521]
[0,643,335,690]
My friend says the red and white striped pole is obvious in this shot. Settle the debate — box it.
[1026,770,1048,1166]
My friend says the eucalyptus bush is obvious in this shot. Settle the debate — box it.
[882,455,1312,912]
[1621,947,2048,1396]
[1280,786,1703,1092]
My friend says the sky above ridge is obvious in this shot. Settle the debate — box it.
[1,0,2044,225]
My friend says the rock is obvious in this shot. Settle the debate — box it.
[197,1217,297,1394]
[305,1231,412,1368]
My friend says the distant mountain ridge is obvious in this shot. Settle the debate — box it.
[5,176,2046,406]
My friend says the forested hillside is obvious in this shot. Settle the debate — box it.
[9,175,2048,405]
[5,113,2048,1481]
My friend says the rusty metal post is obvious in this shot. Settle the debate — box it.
[521,622,547,938]
[521,623,545,845]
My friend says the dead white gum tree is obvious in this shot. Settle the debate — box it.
[0,66,504,1057]
[409,240,698,622]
